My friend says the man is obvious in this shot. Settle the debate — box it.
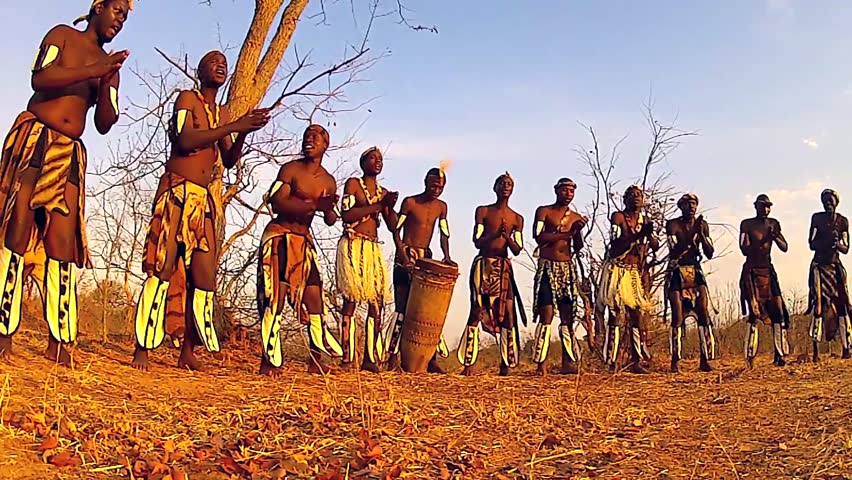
[336,147,398,372]
[457,173,526,376]
[739,194,790,368]
[806,189,851,361]
[132,51,270,371]
[598,185,659,374]
[665,194,716,373]
[386,167,455,372]
[0,0,132,365]
[258,124,342,375]
[529,178,588,376]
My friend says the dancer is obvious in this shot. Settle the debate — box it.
[336,147,398,372]
[257,124,342,375]
[0,0,132,365]
[665,193,716,373]
[598,185,658,374]
[807,189,851,361]
[458,173,526,376]
[132,51,270,370]
[529,178,587,376]
[386,167,455,372]
[739,194,790,368]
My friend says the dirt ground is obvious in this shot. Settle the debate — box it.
[0,330,850,480]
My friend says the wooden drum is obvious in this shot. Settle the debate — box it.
[400,258,459,373]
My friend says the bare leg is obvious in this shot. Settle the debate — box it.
[361,302,382,373]
[534,304,555,377]
[41,181,81,368]
[557,302,579,375]
[668,291,684,372]
[303,285,328,375]
[626,309,649,374]
[178,217,218,372]
[0,335,12,362]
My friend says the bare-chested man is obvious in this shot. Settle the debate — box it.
[336,147,398,372]
[386,168,455,373]
[665,194,717,373]
[132,51,270,371]
[740,194,790,368]
[529,178,588,376]
[0,0,132,365]
[457,173,526,376]
[807,189,851,361]
[258,124,342,375]
[598,185,659,374]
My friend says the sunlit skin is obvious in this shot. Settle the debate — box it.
[0,0,132,366]
[130,50,269,373]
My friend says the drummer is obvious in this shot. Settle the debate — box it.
[386,167,456,372]
[458,173,527,376]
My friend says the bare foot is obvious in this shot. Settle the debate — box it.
[44,337,72,367]
[427,358,446,374]
[843,348,851,360]
[361,361,381,373]
[498,364,510,377]
[0,335,14,363]
[131,347,150,371]
[259,357,283,377]
[627,362,650,374]
[560,361,579,375]
[670,360,680,373]
[177,348,206,372]
[461,366,474,376]
[307,351,328,375]
[340,361,357,372]
[386,354,401,372]
[535,362,547,377]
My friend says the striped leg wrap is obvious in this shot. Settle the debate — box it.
[603,323,620,366]
[365,316,384,363]
[559,324,578,362]
[670,326,683,361]
[745,323,759,361]
[772,323,790,357]
[134,276,170,349]
[341,315,356,363]
[44,258,78,344]
[261,303,284,367]
[436,335,450,358]
[386,312,404,355]
[0,247,24,336]
[809,315,823,343]
[307,313,343,357]
[499,327,520,368]
[531,323,551,364]
[698,325,717,360]
[841,316,852,350]
[457,325,480,367]
[191,289,220,352]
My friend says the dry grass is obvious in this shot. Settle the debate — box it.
[0,328,851,480]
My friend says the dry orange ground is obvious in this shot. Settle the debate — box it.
[0,330,850,480]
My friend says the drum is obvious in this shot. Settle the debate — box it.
[400,258,459,373]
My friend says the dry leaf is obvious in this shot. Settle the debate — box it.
[542,434,560,448]
[38,436,58,452]
[164,438,176,453]
[48,450,80,468]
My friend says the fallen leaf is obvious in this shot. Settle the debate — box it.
[222,456,249,477]
[367,444,383,460]
[164,438,176,453]
[48,450,80,468]
[169,468,188,480]
[38,436,58,452]
[542,434,560,448]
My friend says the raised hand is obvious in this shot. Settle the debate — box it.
[92,50,129,79]
[233,108,271,133]
[381,190,399,209]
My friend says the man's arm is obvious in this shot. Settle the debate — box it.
[267,164,314,217]
[472,207,501,249]
[739,220,750,257]
[30,26,126,92]
[839,217,850,255]
[219,107,270,169]
[439,201,454,264]
[505,214,524,256]
[608,212,634,258]
[94,70,120,134]
[172,93,266,153]
[699,218,714,259]
[773,220,789,253]
[393,197,413,261]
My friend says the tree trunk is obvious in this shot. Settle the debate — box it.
[209,0,310,254]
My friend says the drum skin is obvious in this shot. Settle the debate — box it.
[400,259,459,372]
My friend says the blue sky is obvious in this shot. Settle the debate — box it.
[3,1,851,342]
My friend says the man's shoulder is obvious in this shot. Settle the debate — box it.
[44,24,78,41]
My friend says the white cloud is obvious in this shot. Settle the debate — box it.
[802,138,819,150]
